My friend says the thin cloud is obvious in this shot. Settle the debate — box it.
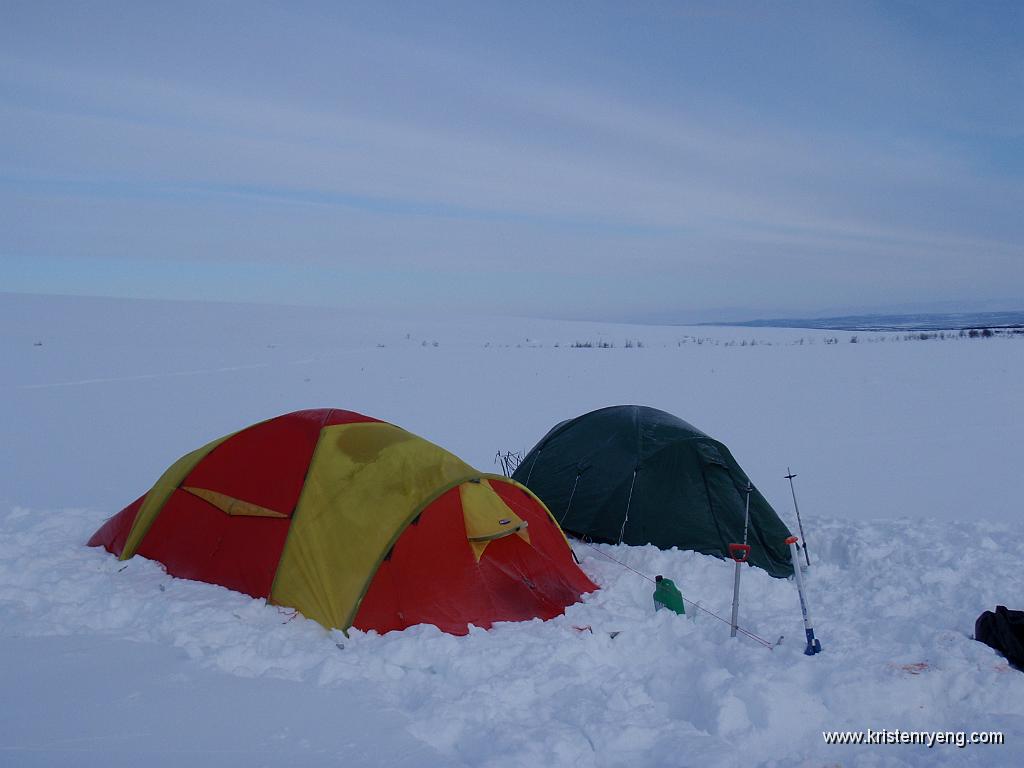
[1,2,1021,317]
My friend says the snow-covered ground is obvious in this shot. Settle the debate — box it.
[2,293,1022,766]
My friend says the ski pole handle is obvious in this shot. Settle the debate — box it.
[728,543,751,563]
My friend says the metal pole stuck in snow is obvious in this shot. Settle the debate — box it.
[729,558,742,638]
[729,484,753,638]
[785,468,811,568]
[785,535,822,656]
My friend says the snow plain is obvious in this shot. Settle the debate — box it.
[2,293,1023,767]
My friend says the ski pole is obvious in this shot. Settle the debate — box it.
[729,483,753,638]
[785,535,822,655]
[785,468,811,568]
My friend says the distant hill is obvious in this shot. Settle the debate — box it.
[708,310,1024,332]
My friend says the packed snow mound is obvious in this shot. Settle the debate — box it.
[2,505,1022,767]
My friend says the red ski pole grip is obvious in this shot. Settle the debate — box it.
[728,543,751,562]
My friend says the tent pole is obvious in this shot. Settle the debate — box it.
[617,468,638,544]
[560,473,581,525]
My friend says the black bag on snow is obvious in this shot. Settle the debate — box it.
[975,606,1024,670]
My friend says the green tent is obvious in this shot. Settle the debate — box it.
[512,405,794,577]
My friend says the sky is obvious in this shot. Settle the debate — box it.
[1,0,1022,321]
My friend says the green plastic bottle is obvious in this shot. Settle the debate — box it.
[653,575,686,615]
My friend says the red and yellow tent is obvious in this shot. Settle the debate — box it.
[89,409,596,634]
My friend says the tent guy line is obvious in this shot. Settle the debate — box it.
[577,540,777,649]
